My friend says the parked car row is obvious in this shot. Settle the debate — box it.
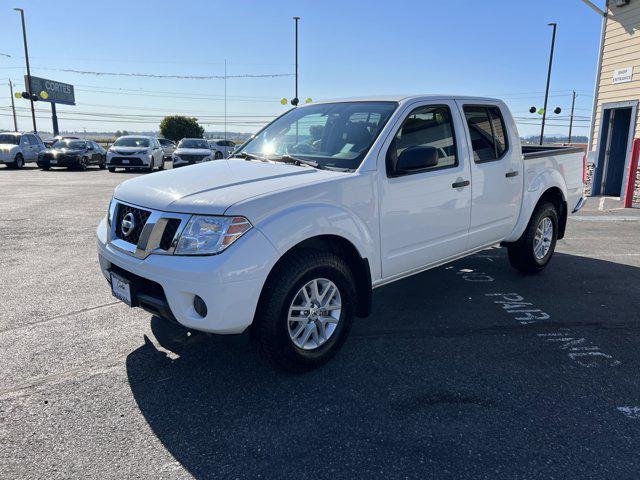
[0,131,237,172]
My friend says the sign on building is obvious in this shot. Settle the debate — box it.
[24,75,75,105]
[612,67,634,84]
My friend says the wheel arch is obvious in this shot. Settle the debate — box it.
[257,234,373,319]
[535,186,567,239]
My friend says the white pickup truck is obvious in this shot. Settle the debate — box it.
[97,95,585,371]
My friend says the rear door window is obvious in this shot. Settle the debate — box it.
[463,106,509,163]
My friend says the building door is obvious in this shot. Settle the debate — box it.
[593,102,637,196]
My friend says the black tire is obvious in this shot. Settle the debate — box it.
[13,154,24,169]
[78,157,88,171]
[108,167,116,173]
[158,158,165,170]
[215,151,223,160]
[41,166,50,171]
[253,250,356,373]
[99,156,106,169]
[507,202,558,274]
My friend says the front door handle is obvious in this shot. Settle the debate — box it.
[506,170,519,178]
[452,180,470,188]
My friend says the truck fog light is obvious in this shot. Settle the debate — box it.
[193,295,207,317]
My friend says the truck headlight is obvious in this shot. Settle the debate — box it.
[175,215,252,255]
[107,197,116,227]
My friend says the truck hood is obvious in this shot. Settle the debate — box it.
[113,158,343,215]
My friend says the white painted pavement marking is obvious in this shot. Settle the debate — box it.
[617,407,640,419]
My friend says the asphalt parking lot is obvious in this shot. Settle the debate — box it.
[1,166,640,479]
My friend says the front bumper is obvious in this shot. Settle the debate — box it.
[37,155,81,168]
[172,156,212,168]
[96,217,278,334]
[107,154,150,169]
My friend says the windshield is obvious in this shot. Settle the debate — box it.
[158,139,174,146]
[178,139,209,149]
[237,101,397,170]
[113,137,150,147]
[0,134,20,145]
[53,140,86,149]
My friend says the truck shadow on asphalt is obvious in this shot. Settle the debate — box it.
[125,250,640,479]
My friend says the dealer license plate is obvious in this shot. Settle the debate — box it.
[110,272,132,306]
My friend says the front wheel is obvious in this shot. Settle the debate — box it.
[99,156,106,169]
[253,250,356,372]
[214,151,223,160]
[507,202,558,274]
[108,167,116,173]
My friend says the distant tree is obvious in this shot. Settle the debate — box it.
[122,130,129,136]
[159,116,204,142]
[114,130,122,138]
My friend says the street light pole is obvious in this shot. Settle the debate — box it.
[540,22,557,146]
[14,8,37,133]
[293,16,300,105]
[9,80,18,131]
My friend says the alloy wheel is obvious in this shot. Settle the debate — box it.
[533,216,553,260]
[287,278,342,350]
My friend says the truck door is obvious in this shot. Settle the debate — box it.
[379,101,472,279]
[458,102,522,248]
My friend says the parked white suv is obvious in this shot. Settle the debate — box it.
[106,136,164,173]
[208,139,236,159]
[97,95,585,371]
[172,138,214,168]
[0,132,45,169]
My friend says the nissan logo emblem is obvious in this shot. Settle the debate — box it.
[121,212,136,237]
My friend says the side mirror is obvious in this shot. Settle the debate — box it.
[87,144,94,150]
[390,146,439,176]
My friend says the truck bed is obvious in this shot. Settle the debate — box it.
[522,145,585,160]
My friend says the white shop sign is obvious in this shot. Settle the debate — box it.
[613,67,633,84]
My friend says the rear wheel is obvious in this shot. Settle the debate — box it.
[253,250,356,372]
[215,151,223,160]
[41,166,50,171]
[13,154,24,169]
[507,202,558,274]
[108,167,116,173]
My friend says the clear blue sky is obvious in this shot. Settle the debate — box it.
[0,0,604,137]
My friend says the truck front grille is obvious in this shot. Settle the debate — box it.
[114,204,151,245]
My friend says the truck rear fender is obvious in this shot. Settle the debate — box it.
[504,169,568,243]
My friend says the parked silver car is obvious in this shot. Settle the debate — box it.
[0,132,46,169]
[158,138,176,160]
[208,139,236,159]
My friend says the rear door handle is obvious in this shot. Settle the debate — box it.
[452,180,470,188]
[506,170,519,178]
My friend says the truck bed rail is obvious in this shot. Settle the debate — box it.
[522,145,584,160]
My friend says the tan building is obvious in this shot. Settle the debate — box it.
[588,0,640,197]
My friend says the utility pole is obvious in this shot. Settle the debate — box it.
[14,8,37,133]
[293,16,300,106]
[568,90,576,144]
[540,22,557,146]
[9,80,18,131]
[224,59,227,140]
